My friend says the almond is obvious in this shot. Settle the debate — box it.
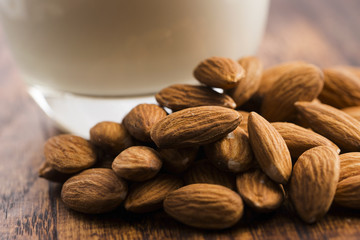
[90,121,133,154]
[257,61,306,98]
[238,110,250,133]
[338,152,360,182]
[150,106,242,148]
[334,152,360,209]
[247,112,292,184]
[334,175,360,209]
[155,84,236,111]
[193,57,245,89]
[342,106,360,121]
[272,122,340,159]
[158,147,198,174]
[44,134,97,174]
[61,168,128,214]
[123,104,167,142]
[204,127,254,173]
[236,169,284,212]
[261,63,324,122]
[318,67,360,108]
[295,101,360,152]
[289,146,340,223]
[38,162,73,183]
[112,146,162,182]
[183,160,236,190]
[227,56,263,107]
[124,174,183,213]
[163,184,244,229]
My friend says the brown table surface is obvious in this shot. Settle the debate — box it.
[1,0,360,239]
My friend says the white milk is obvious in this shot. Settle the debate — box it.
[0,0,269,96]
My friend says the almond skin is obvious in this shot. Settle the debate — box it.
[183,160,236,190]
[61,168,128,214]
[261,63,324,122]
[112,146,162,182]
[289,146,340,223]
[39,162,73,183]
[164,184,244,229]
[90,121,133,154]
[257,61,306,98]
[44,134,97,174]
[334,175,360,209]
[342,106,360,121]
[155,84,236,111]
[158,147,198,174]
[124,174,183,213]
[340,65,360,79]
[204,127,254,173]
[227,56,263,107]
[295,101,360,152]
[334,152,360,209]
[193,57,245,89]
[150,106,242,148]
[236,169,284,212]
[272,122,340,159]
[338,152,360,182]
[247,112,292,184]
[123,104,167,142]
[318,67,360,108]
[238,111,249,133]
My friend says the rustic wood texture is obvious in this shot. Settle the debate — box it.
[1,0,360,239]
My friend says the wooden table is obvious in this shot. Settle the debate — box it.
[1,0,360,239]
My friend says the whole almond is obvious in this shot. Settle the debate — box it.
[193,57,245,89]
[289,146,340,223]
[236,169,284,212]
[123,104,167,142]
[112,146,162,182]
[61,168,128,214]
[338,152,360,182]
[261,63,324,122]
[150,106,242,148]
[318,67,360,108]
[334,175,360,209]
[164,184,244,229]
[272,122,340,159]
[90,121,133,154]
[247,112,292,184]
[342,106,360,121]
[44,134,97,174]
[155,84,236,111]
[204,127,253,173]
[158,147,198,174]
[295,101,360,152]
[257,61,306,98]
[183,160,236,190]
[227,56,263,107]
[124,174,183,213]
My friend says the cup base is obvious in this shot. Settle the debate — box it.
[28,85,156,138]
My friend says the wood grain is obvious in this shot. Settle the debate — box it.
[1,0,360,239]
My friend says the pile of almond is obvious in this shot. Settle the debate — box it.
[39,56,360,229]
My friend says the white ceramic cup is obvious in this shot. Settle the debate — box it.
[0,0,269,137]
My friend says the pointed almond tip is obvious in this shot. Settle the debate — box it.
[294,101,311,110]
[249,111,260,119]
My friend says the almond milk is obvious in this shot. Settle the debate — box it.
[0,0,269,96]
